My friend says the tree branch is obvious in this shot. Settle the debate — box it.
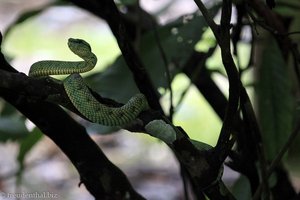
[0,47,236,199]
[0,1,243,197]
[0,34,145,200]
[69,0,163,112]
[253,119,300,200]
[194,0,240,164]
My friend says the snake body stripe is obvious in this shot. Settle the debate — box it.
[29,38,149,126]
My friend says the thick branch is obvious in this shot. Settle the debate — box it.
[1,91,145,200]
[0,55,234,199]
[0,37,145,200]
[0,69,126,122]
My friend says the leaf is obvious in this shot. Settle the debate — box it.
[0,117,29,141]
[119,0,138,5]
[87,57,138,103]
[145,120,176,143]
[274,0,300,17]
[17,128,43,168]
[256,37,294,160]
[86,121,120,135]
[84,7,220,135]
[86,7,220,103]
[231,175,252,200]
[0,101,18,116]
[16,128,43,183]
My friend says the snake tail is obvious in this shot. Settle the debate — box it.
[29,38,97,77]
[64,74,149,126]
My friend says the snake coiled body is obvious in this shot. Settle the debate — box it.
[29,38,149,126]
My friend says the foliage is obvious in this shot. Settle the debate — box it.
[0,0,300,199]
[256,37,294,160]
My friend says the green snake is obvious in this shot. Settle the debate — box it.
[29,38,149,126]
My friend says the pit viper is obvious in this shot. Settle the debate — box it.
[29,38,149,126]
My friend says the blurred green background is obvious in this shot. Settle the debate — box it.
[0,0,299,199]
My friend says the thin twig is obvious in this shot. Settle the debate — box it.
[240,87,269,199]
[284,31,300,36]
[247,9,300,38]
[151,20,174,120]
[194,0,240,163]
[253,121,300,200]
[217,0,241,162]
[174,82,192,113]
[193,0,219,41]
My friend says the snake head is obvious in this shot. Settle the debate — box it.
[68,38,92,57]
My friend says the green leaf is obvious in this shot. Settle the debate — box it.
[0,117,29,141]
[274,0,300,17]
[86,123,120,135]
[84,7,220,135]
[256,37,294,160]
[17,128,43,169]
[86,7,220,103]
[0,101,18,116]
[87,57,139,103]
[119,0,138,5]
[16,128,43,183]
[231,175,252,200]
